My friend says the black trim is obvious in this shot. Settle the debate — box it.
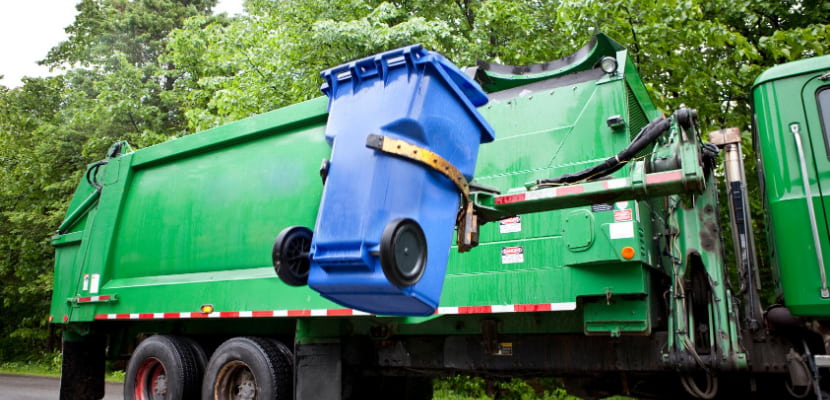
[486,68,606,101]
[476,37,597,76]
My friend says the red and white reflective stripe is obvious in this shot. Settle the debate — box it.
[436,302,576,315]
[94,308,372,320]
[495,186,586,205]
[645,170,682,185]
[603,178,628,189]
[495,170,685,206]
[77,295,112,303]
[92,302,577,321]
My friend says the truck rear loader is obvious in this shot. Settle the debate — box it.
[50,34,830,399]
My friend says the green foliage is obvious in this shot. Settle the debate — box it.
[43,0,217,68]
[0,351,125,383]
[0,0,213,361]
[0,352,62,378]
[434,376,585,400]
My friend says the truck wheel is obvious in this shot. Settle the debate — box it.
[273,226,313,286]
[202,337,292,400]
[180,336,208,374]
[380,218,427,287]
[124,335,203,400]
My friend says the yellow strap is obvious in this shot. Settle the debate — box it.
[365,134,478,252]
[366,134,469,198]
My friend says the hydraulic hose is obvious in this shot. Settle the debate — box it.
[85,160,109,192]
[534,116,672,186]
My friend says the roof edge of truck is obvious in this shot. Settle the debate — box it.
[753,54,830,88]
[473,33,625,93]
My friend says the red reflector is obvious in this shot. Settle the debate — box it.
[645,170,682,185]
[514,303,552,312]
[252,311,274,318]
[557,185,585,195]
[495,193,526,205]
[458,306,493,314]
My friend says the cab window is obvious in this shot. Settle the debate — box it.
[818,87,830,158]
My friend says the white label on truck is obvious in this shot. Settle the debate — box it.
[90,274,100,294]
[606,178,627,189]
[499,216,522,234]
[82,274,90,291]
[609,222,634,239]
[501,246,525,264]
[525,188,557,201]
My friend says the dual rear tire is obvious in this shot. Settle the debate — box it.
[124,335,293,400]
[202,337,293,400]
[124,335,204,400]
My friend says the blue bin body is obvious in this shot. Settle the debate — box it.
[308,45,494,316]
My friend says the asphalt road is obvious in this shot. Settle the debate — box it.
[0,374,123,400]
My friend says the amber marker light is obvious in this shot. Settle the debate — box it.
[200,304,215,314]
[621,246,636,260]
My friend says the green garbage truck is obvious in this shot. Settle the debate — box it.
[50,34,830,399]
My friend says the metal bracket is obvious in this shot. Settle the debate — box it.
[67,294,118,305]
[365,134,478,252]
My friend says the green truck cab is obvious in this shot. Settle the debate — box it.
[753,58,830,315]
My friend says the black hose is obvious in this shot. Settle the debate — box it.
[85,160,109,192]
[535,116,672,186]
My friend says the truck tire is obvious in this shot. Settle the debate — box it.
[180,336,208,374]
[124,334,203,400]
[202,336,293,400]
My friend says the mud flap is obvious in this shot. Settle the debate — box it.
[60,332,105,400]
[295,342,342,400]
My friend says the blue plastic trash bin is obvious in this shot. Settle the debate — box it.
[307,44,495,316]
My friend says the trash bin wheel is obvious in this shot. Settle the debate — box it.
[380,218,427,288]
[273,226,313,286]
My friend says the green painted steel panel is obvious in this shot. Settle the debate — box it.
[51,36,661,338]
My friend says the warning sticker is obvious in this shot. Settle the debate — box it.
[614,209,633,222]
[82,274,90,291]
[615,201,630,210]
[501,246,525,264]
[90,274,100,294]
[591,203,613,212]
[499,216,522,234]
[609,222,635,239]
